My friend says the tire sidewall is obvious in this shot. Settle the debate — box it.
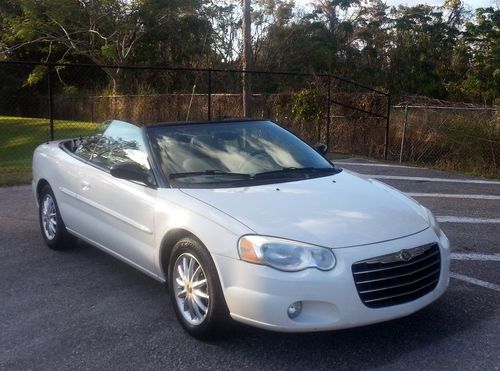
[168,237,228,339]
[38,185,67,249]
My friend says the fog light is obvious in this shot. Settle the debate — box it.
[287,301,302,319]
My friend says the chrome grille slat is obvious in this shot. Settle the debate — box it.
[358,268,440,294]
[353,249,439,275]
[352,243,441,308]
[355,260,440,284]
[363,278,440,304]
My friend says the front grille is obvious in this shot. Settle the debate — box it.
[352,243,441,308]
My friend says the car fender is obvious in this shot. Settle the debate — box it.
[153,188,254,280]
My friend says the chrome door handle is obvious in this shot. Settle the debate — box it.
[80,180,91,191]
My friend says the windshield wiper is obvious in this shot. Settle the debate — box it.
[253,167,337,179]
[169,170,251,179]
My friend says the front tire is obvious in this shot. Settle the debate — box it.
[168,237,230,340]
[38,184,73,250]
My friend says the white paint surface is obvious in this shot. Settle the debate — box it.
[437,216,500,224]
[407,193,500,200]
[450,272,500,292]
[451,253,500,262]
[369,175,500,185]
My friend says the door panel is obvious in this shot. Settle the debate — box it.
[70,120,158,274]
[52,149,91,231]
[76,165,156,273]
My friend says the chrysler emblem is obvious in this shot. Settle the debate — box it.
[399,249,412,262]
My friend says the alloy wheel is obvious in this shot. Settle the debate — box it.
[173,253,210,326]
[41,194,57,240]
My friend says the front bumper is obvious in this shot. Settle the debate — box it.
[213,228,450,332]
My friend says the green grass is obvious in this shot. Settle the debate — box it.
[0,116,100,185]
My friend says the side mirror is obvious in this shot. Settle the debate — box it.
[314,143,328,156]
[110,162,156,187]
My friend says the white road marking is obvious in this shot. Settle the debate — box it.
[437,216,500,224]
[407,192,500,200]
[450,272,500,292]
[368,174,500,185]
[336,161,421,169]
[451,253,500,262]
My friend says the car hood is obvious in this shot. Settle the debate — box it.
[179,170,429,248]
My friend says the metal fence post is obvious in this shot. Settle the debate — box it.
[399,104,408,163]
[326,75,331,149]
[47,63,54,140]
[207,70,212,121]
[384,94,391,160]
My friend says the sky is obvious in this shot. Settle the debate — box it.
[295,0,497,8]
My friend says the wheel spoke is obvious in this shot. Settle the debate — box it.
[194,289,209,300]
[192,297,203,318]
[188,297,196,319]
[182,257,189,280]
[176,289,187,299]
[177,264,185,281]
[187,257,195,281]
[192,265,201,280]
[192,278,207,288]
[175,277,184,287]
[192,294,208,313]
[43,198,49,213]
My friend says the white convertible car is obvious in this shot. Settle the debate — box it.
[33,119,450,339]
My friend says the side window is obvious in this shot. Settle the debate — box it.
[74,121,110,161]
[87,120,150,171]
[74,135,101,161]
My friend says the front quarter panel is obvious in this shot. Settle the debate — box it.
[153,189,254,279]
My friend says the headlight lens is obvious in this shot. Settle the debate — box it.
[238,235,336,272]
[425,207,442,237]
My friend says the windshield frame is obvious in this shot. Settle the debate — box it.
[145,119,342,189]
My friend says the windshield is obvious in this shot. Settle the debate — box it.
[148,120,339,187]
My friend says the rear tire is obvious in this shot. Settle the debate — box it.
[168,237,230,340]
[38,184,73,250]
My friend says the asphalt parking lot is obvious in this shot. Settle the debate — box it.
[1,159,499,370]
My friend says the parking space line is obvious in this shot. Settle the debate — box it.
[336,162,421,169]
[407,193,500,200]
[451,253,500,262]
[450,272,500,292]
[437,216,500,224]
[368,174,500,185]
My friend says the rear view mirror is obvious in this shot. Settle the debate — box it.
[314,143,328,156]
[110,162,156,187]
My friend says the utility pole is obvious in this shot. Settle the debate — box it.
[242,0,252,117]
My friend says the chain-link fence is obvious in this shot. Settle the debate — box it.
[2,61,499,183]
[0,61,390,184]
[389,105,500,177]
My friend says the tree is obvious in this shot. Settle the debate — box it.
[449,7,499,104]
[0,0,211,91]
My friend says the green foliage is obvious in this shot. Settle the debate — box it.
[0,0,498,104]
[291,89,321,123]
[62,85,78,96]
[23,64,46,87]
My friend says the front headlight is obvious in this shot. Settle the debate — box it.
[425,207,442,237]
[238,235,336,272]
